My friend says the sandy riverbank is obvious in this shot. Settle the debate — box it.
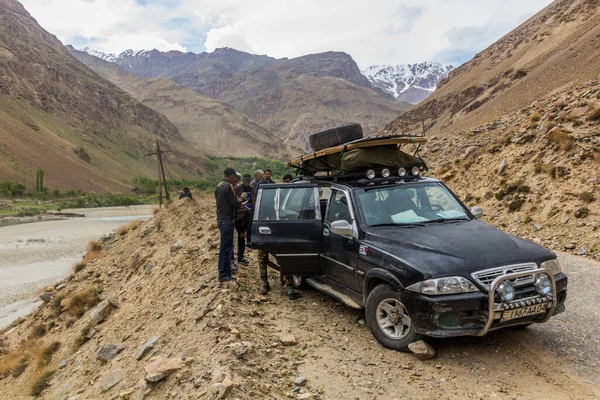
[0,205,153,328]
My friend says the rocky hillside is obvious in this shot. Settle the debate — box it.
[1,198,597,400]
[422,79,600,260]
[69,48,296,159]
[0,0,203,192]
[82,47,410,151]
[362,63,454,104]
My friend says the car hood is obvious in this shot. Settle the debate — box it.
[363,220,554,279]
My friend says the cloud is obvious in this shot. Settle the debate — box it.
[20,0,554,65]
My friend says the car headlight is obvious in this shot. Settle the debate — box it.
[406,276,478,295]
[534,276,552,295]
[497,282,515,302]
[541,259,562,275]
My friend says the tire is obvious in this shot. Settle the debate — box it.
[308,124,363,151]
[292,276,309,289]
[365,284,420,352]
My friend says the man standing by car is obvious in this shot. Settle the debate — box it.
[214,167,247,282]
[256,171,300,300]
[250,169,264,206]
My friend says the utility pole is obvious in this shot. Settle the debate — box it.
[146,140,171,208]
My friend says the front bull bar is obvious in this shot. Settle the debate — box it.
[475,268,557,337]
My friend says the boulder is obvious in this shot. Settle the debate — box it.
[212,377,235,399]
[97,343,128,361]
[144,357,185,382]
[136,336,160,360]
[497,159,507,175]
[408,340,436,360]
[40,292,52,303]
[98,369,126,392]
[170,240,184,253]
[294,376,307,386]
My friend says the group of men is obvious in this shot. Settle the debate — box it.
[213,167,300,300]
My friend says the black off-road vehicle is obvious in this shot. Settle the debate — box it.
[251,132,567,351]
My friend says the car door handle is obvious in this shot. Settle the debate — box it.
[259,227,271,235]
[323,228,329,237]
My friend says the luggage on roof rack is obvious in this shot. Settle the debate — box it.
[288,133,428,177]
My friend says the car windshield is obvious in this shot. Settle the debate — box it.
[356,183,470,227]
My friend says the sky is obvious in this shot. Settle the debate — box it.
[20,0,554,68]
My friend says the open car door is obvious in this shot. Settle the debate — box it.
[251,183,324,277]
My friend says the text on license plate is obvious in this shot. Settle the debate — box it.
[501,303,547,322]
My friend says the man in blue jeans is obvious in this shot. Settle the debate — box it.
[214,167,247,282]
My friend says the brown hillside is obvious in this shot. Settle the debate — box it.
[69,49,297,160]
[0,0,203,192]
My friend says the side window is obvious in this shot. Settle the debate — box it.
[326,190,351,224]
[257,187,319,221]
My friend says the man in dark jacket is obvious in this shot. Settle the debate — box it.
[179,187,192,200]
[214,168,247,282]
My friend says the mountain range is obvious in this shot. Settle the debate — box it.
[76,47,412,151]
[362,63,454,104]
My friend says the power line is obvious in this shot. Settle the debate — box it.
[460,0,509,64]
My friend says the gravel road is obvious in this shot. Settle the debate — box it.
[268,251,600,399]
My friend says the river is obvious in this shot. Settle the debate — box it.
[0,205,153,329]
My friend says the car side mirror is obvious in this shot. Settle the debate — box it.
[330,220,353,236]
[471,206,483,219]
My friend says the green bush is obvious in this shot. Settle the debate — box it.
[30,370,56,397]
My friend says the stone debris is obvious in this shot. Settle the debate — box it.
[88,298,119,326]
[136,336,160,360]
[170,240,184,252]
[294,376,307,386]
[97,343,128,361]
[144,357,185,382]
[497,159,507,175]
[98,369,126,392]
[408,340,436,360]
[577,247,588,256]
[298,393,313,399]
[279,333,297,346]
[212,376,235,399]
[40,292,52,302]
[230,341,253,359]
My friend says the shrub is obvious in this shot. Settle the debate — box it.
[484,191,494,200]
[0,350,21,378]
[548,166,557,179]
[63,286,100,318]
[464,194,474,203]
[524,216,533,224]
[51,294,66,316]
[500,134,513,145]
[574,207,590,218]
[31,324,47,339]
[531,112,541,122]
[30,370,56,397]
[580,192,595,203]
[40,342,61,366]
[116,220,139,236]
[73,262,86,273]
[87,240,103,252]
[508,199,525,212]
[75,326,91,348]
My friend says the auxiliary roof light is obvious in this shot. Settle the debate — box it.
[381,168,390,178]
[366,169,376,180]
[398,167,407,177]
[411,166,420,176]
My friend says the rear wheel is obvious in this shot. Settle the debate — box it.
[365,284,419,352]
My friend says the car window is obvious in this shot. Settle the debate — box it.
[257,187,319,221]
[357,183,469,226]
[326,189,351,224]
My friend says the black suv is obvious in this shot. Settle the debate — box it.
[251,173,568,351]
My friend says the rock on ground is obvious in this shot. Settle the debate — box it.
[136,336,160,360]
[144,357,185,382]
[408,340,436,360]
[97,343,128,361]
[279,333,297,346]
[98,369,126,392]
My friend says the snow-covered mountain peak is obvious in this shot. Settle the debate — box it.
[362,62,453,104]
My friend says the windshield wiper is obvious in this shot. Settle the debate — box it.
[427,217,470,223]
[369,222,426,228]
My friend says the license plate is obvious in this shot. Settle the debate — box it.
[501,303,547,322]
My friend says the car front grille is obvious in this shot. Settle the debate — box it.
[472,263,538,289]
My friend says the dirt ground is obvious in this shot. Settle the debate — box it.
[0,198,597,400]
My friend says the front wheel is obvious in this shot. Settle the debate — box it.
[365,284,420,352]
